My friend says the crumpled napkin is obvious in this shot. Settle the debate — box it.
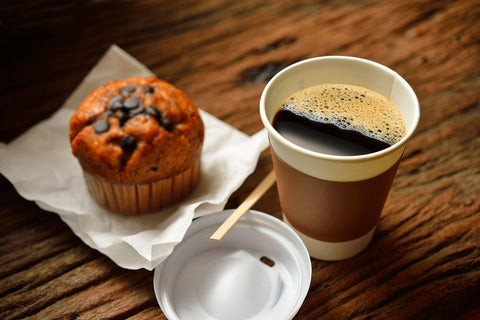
[0,44,268,270]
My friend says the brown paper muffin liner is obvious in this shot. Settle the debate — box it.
[82,158,201,215]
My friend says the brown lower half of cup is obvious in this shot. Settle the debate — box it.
[271,150,400,242]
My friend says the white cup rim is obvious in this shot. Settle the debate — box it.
[259,56,420,163]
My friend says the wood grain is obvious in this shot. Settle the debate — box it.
[1,0,479,319]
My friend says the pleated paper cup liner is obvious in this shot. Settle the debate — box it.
[83,158,201,215]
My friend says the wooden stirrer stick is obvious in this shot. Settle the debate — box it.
[210,169,276,241]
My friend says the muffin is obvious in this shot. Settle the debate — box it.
[70,76,204,214]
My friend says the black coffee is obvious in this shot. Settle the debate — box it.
[272,84,406,156]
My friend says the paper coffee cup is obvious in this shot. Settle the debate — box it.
[260,56,420,260]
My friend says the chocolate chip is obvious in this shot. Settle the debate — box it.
[108,96,124,112]
[109,95,123,106]
[150,166,158,172]
[109,100,124,112]
[124,96,140,109]
[117,111,130,126]
[144,85,155,94]
[145,106,171,129]
[130,104,145,116]
[146,105,163,120]
[160,118,174,132]
[120,135,137,153]
[93,119,110,134]
[120,86,136,95]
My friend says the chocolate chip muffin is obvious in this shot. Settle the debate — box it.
[70,76,204,214]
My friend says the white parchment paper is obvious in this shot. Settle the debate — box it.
[0,45,268,270]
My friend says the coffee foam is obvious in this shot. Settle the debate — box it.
[277,84,406,145]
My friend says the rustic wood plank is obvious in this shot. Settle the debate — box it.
[0,0,478,319]
[0,225,79,279]
[0,244,97,297]
[125,307,166,320]
[0,256,116,319]
[24,269,156,320]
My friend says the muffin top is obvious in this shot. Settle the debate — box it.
[70,76,204,184]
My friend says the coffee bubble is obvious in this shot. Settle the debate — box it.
[278,84,406,145]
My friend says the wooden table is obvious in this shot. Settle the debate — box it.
[1,0,479,319]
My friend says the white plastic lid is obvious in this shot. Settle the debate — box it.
[153,210,312,320]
